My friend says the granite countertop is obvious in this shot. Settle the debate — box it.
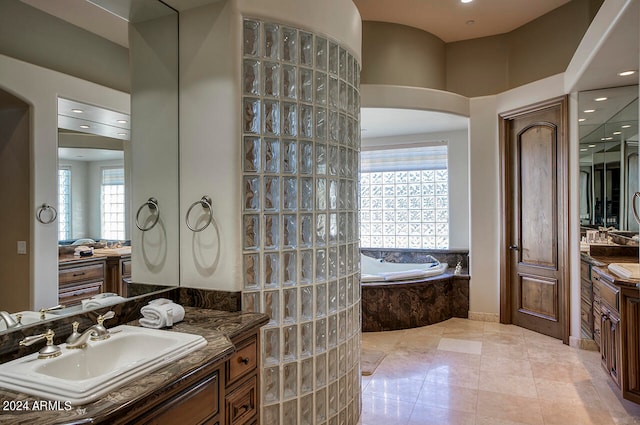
[582,252,640,289]
[58,254,108,264]
[0,307,268,424]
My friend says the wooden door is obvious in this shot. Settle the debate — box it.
[500,96,569,343]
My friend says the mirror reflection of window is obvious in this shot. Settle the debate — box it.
[101,167,125,240]
[58,167,72,241]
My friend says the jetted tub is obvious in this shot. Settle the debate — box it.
[360,253,448,282]
[360,253,468,331]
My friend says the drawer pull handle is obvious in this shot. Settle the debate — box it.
[73,272,86,277]
[239,357,250,365]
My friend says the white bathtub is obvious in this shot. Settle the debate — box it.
[360,254,448,283]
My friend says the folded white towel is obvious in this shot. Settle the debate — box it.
[81,293,125,310]
[139,301,185,329]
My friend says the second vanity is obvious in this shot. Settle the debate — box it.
[0,289,268,425]
[581,245,640,405]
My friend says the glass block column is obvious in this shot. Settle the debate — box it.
[241,19,361,425]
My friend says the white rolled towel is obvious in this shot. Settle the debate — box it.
[139,300,185,329]
[81,293,125,310]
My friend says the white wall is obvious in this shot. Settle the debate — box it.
[0,53,129,310]
[361,128,470,249]
[179,0,362,291]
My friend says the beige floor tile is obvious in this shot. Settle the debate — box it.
[364,375,425,403]
[424,364,480,390]
[479,356,533,378]
[529,359,592,382]
[360,392,413,425]
[437,337,483,355]
[415,382,478,413]
[534,377,604,407]
[478,371,538,399]
[408,404,476,425]
[359,320,640,425]
[539,399,616,425]
[476,390,544,425]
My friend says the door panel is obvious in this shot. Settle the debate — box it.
[519,126,557,268]
[519,274,558,321]
[500,96,569,343]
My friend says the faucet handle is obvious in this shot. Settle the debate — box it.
[39,304,65,320]
[20,329,61,359]
[14,313,23,325]
[97,310,115,326]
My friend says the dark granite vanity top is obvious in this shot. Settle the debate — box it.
[0,307,268,424]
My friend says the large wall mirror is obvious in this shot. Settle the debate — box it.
[0,0,178,334]
[579,85,639,233]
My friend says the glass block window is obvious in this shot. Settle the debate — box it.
[58,167,71,241]
[360,144,449,249]
[101,167,125,240]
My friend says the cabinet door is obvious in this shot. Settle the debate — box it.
[623,295,640,403]
[601,308,621,388]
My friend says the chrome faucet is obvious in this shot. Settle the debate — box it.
[66,311,115,349]
[0,311,19,329]
[20,329,61,359]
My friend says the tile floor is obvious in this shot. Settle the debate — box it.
[358,318,640,425]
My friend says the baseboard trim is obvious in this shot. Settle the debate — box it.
[468,311,500,322]
[569,336,599,351]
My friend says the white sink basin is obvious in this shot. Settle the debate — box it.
[0,325,207,405]
[0,311,55,332]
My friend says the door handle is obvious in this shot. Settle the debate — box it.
[509,244,519,251]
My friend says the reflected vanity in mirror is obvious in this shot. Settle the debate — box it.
[0,0,179,334]
[579,85,639,241]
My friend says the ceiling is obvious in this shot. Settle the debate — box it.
[24,0,637,141]
[353,0,572,43]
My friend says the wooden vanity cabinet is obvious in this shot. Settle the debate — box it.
[58,258,105,306]
[104,254,131,296]
[621,289,640,404]
[104,328,261,425]
[225,332,260,425]
[580,258,594,339]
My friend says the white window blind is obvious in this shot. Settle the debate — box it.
[360,142,447,173]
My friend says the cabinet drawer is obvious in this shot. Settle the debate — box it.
[599,280,620,311]
[581,261,591,279]
[226,376,257,425]
[228,337,257,384]
[140,372,219,425]
[121,259,132,278]
[59,262,105,285]
[59,281,102,306]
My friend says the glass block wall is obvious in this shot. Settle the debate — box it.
[241,19,361,425]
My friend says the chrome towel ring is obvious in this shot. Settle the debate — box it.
[135,197,160,231]
[36,203,57,224]
[186,196,213,232]
[632,192,640,225]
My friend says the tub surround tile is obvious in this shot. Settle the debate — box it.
[362,272,469,332]
[361,248,469,270]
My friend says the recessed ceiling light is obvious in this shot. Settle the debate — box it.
[580,148,588,152]
[117,132,127,136]
[595,97,607,102]
[578,118,586,122]
[622,124,631,128]
[461,0,473,3]
[613,131,621,135]
[117,119,128,124]
[588,144,596,148]
[71,109,83,113]
[79,125,90,129]
[618,70,636,76]
[583,109,595,113]
[466,20,475,25]
[605,137,613,140]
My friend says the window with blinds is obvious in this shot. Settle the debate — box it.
[360,143,449,249]
[101,167,125,240]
